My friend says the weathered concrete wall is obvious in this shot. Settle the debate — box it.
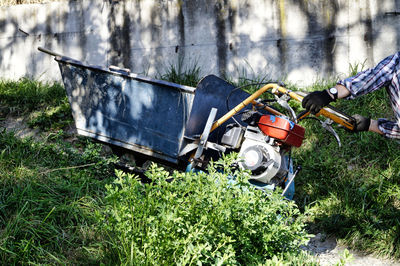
[1,0,400,86]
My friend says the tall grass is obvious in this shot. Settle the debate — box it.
[158,60,201,87]
[0,78,66,113]
[0,78,73,130]
[0,130,117,264]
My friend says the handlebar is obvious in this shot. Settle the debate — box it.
[211,83,356,132]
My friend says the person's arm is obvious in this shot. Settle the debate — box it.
[303,52,400,136]
[326,85,384,135]
[369,120,384,135]
[375,119,400,138]
[303,83,385,135]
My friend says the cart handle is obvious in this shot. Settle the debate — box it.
[210,83,355,132]
[38,47,64,57]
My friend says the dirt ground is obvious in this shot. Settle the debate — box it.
[304,233,400,265]
[1,115,399,266]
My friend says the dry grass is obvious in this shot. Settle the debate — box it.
[0,0,63,6]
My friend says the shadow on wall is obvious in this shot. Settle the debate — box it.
[0,0,400,84]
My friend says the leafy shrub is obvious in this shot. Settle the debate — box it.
[98,155,310,265]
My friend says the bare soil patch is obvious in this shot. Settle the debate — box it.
[304,233,400,265]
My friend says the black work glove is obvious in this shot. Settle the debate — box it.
[302,90,334,114]
[352,114,371,132]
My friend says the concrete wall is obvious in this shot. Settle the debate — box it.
[1,0,400,86]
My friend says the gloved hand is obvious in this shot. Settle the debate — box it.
[302,90,334,114]
[352,114,371,132]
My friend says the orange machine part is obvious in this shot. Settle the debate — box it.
[258,115,305,147]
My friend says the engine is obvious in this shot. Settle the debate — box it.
[238,126,288,183]
[221,113,305,186]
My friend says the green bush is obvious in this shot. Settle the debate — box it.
[98,155,311,265]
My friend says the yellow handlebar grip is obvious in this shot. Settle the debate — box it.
[210,83,356,132]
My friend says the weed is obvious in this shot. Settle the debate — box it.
[158,59,201,87]
[98,155,313,265]
[335,249,354,266]
[348,60,367,76]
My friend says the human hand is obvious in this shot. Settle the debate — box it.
[352,114,371,132]
[302,90,334,114]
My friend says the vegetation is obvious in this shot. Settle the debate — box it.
[295,87,400,258]
[0,0,63,6]
[158,60,201,88]
[99,157,312,265]
[0,78,73,130]
[0,130,117,264]
[290,64,400,259]
[0,78,315,264]
[1,62,399,264]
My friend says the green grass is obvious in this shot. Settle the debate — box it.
[1,69,400,264]
[0,78,73,130]
[288,60,399,258]
[158,60,201,87]
[0,130,117,264]
[293,87,400,258]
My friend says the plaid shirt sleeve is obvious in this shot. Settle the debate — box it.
[337,52,400,139]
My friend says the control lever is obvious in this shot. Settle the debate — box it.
[275,94,297,123]
[321,119,342,147]
[281,165,302,197]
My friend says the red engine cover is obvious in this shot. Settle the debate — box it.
[258,115,305,147]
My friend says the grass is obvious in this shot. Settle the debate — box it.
[158,59,201,88]
[293,87,400,258]
[0,130,117,264]
[1,65,400,264]
[0,0,62,6]
[283,62,400,259]
[0,78,73,130]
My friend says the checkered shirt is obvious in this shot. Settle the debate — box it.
[338,52,400,139]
